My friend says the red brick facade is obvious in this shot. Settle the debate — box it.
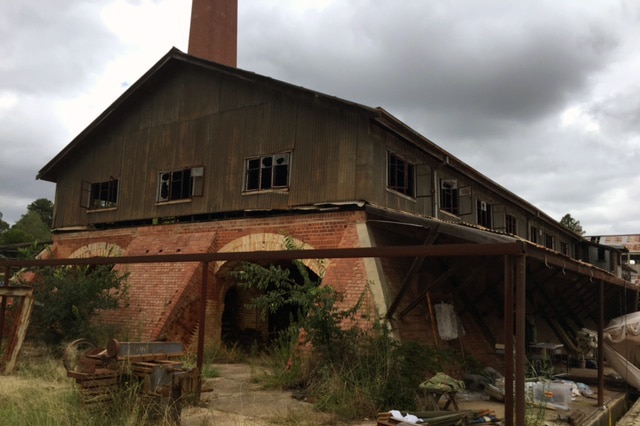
[48,211,376,346]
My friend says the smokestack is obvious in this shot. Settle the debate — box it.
[188,0,237,67]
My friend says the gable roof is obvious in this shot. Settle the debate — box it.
[35,48,577,239]
[36,47,378,182]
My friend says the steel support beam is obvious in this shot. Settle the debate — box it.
[598,281,604,407]
[514,255,527,426]
[197,261,209,397]
[0,242,527,268]
[503,255,514,426]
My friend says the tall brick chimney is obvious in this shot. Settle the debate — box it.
[188,0,237,67]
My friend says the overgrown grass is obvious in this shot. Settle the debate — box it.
[255,325,481,421]
[0,342,205,426]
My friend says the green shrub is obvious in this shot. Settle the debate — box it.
[25,264,128,345]
[231,235,482,421]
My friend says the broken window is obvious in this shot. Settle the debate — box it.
[505,214,517,235]
[82,179,119,210]
[440,179,459,215]
[387,152,415,197]
[157,167,204,202]
[244,153,290,192]
[560,241,569,255]
[477,199,492,228]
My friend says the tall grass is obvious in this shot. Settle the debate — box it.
[0,343,201,426]
[257,324,480,421]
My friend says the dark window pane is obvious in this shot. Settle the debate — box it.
[273,164,288,187]
[261,168,272,189]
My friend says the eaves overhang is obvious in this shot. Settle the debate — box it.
[364,204,634,290]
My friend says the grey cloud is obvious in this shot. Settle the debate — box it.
[0,1,118,96]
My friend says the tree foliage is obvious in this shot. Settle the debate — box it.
[0,199,53,249]
[232,235,365,363]
[232,236,479,420]
[560,213,585,235]
[25,265,128,345]
[27,198,54,228]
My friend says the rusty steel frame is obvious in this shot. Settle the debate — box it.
[0,240,632,422]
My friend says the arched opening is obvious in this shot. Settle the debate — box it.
[219,260,320,351]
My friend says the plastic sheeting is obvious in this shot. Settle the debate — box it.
[435,303,464,341]
[599,312,640,389]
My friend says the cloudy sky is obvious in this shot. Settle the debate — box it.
[1,0,638,235]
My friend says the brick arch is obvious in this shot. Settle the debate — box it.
[69,242,124,258]
[206,233,327,348]
[213,233,326,278]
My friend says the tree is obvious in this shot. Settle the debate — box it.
[0,212,9,233]
[0,199,54,246]
[2,211,51,245]
[560,213,585,236]
[27,198,54,228]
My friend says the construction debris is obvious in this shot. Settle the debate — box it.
[64,338,200,423]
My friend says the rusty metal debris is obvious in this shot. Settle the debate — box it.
[64,338,200,422]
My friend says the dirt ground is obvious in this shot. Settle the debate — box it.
[181,364,631,426]
[182,363,373,426]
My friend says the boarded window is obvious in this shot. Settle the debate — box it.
[387,152,415,197]
[244,153,290,192]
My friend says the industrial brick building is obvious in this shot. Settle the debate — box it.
[36,0,635,370]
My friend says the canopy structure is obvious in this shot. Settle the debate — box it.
[1,216,635,425]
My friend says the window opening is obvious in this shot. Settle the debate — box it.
[597,247,606,261]
[560,241,568,255]
[245,153,290,192]
[387,152,415,197]
[545,233,555,250]
[440,179,459,215]
[506,214,517,235]
[157,167,204,202]
[477,200,492,228]
[530,226,540,244]
[82,179,119,210]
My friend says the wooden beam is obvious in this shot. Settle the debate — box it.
[386,226,440,318]
[397,258,469,319]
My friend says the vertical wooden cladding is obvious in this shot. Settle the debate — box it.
[50,61,390,228]
[367,124,435,216]
[289,100,362,206]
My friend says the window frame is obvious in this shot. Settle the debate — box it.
[545,233,555,250]
[82,179,119,210]
[530,226,540,244]
[386,152,416,198]
[440,179,460,215]
[476,199,492,228]
[243,152,291,192]
[157,166,204,203]
[505,214,517,235]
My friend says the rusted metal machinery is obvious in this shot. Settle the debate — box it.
[64,338,200,421]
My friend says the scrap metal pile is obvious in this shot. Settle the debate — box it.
[64,338,200,418]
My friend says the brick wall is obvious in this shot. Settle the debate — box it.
[47,210,504,370]
[50,211,373,344]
